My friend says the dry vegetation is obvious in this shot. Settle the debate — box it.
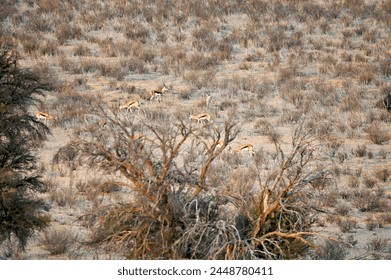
[1,0,391,259]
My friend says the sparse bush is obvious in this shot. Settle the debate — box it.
[76,58,97,73]
[49,185,77,207]
[378,149,388,159]
[335,203,350,216]
[367,123,390,145]
[254,119,274,135]
[191,25,218,52]
[378,213,391,224]
[379,58,391,77]
[124,22,149,43]
[55,23,83,44]
[336,217,357,233]
[97,62,127,80]
[214,39,233,60]
[339,91,362,112]
[122,57,147,74]
[358,71,374,85]
[363,29,379,43]
[19,33,40,56]
[39,39,58,56]
[347,176,360,188]
[39,228,76,255]
[280,109,303,124]
[374,168,390,182]
[314,240,347,260]
[73,43,91,57]
[186,53,219,71]
[267,26,286,52]
[58,54,82,73]
[362,175,378,189]
[352,189,386,212]
[183,70,216,89]
[365,215,378,231]
[353,144,367,157]
[50,88,97,128]
[366,237,389,252]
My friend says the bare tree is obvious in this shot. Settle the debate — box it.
[54,106,240,258]
[55,108,332,259]
[171,120,333,259]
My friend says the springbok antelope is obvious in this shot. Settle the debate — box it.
[150,84,168,102]
[119,100,141,114]
[233,144,255,156]
[189,113,212,124]
[384,93,391,112]
[36,111,55,124]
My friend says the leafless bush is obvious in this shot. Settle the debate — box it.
[279,109,303,124]
[352,189,387,212]
[312,80,340,107]
[213,39,233,60]
[373,168,390,182]
[73,43,91,57]
[122,57,147,74]
[379,58,391,77]
[57,54,82,74]
[55,23,83,44]
[54,110,331,259]
[339,91,362,112]
[347,176,360,189]
[335,203,350,216]
[336,217,357,233]
[19,33,40,56]
[314,240,347,260]
[366,237,389,252]
[378,213,391,224]
[238,62,252,71]
[277,64,298,85]
[50,88,97,128]
[353,144,367,157]
[39,39,59,56]
[281,87,304,107]
[77,58,98,74]
[362,175,378,189]
[191,25,218,52]
[339,190,354,200]
[365,215,380,231]
[264,125,282,145]
[363,29,379,43]
[358,71,374,85]
[378,149,388,159]
[267,26,286,52]
[39,228,77,255]
[254,119,274,135]
[49,184,77,207]
[183,70,216,89]
[97,62,127,80]
[186,53,219,71]
[366,122,390,145]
